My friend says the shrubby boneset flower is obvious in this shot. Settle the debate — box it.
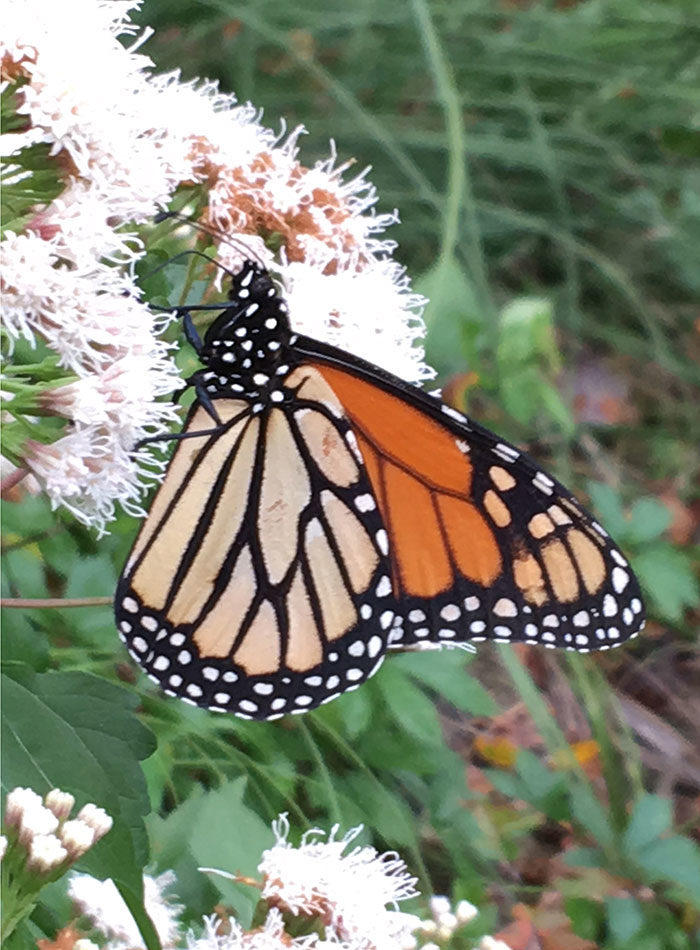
[1,0,431,533]
[257,814,420,948]
[62,815,510,950]
[1,786,113,943]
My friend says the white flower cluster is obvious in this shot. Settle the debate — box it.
[1,0,431,532]
[2,787,112,876]
[257,814,421,948]
[65,816,511,950]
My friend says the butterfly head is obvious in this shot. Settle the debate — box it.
[200,261,292,386]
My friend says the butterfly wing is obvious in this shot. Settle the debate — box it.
[298,339,645,654]
[115,366,393,720]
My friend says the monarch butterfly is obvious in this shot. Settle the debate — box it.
[116,260,645,721]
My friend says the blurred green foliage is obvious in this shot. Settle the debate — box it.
[2,1,699,947]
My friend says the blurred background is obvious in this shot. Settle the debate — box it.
[3,1,699,947]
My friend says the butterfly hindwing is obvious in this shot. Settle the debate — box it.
[300,353,645,654]
[116,367,394,720]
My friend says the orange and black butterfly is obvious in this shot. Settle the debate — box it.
[116,261,645,720]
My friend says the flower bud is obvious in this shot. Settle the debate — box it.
[60,819,95,859]
[76,803,113,840]
[27,833,67,873]
[429,894,451,918]
[18,803,59,847]
[455,899,478,925]
[45,788,75,821]
[4,787,43,828]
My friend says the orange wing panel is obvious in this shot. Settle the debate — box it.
[315,364,472,495]
[383,461,452,597]
[436,494,502,586]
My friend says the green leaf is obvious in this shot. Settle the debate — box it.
[64,554,117,598]
[376,664,442,745]
[586,482,627,539]
[625,498,672,545]
[1,669,155,893]
[563,846,604,868]
[0,611,49,672]
[500,366,541,426]
[1,548,46,599]
[633,546,700,621]
[515,749,560,801]
[325,684,374,739]
[1,495,56,536]
[188,778,272,928]
[605,896,644,942]
[569,784,614,848]
[565,897,604,941]
[623,794,672,855]
[392,651,496,716]
[497,296,558,370]
[417,256,483,375]
[338,772,418,848]
[538,381,576,435]
[635,835,700,904]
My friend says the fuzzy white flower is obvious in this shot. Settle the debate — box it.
[259,815,420,950]
[186,909,308,950]
[69,870,182,949]
[2,0,432,532]
[281,257,430,383]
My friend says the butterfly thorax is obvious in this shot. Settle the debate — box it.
[197,261,295,405]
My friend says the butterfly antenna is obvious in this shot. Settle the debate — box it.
[154,209,268,269]
[140,248,237,285]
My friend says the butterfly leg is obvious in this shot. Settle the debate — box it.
[183,311,203,354]
[133,378,248,449]
[189,372,225,427]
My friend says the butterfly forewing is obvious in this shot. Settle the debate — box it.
[116,367,394,720]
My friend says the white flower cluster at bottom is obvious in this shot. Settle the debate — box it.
[63,815,511,950]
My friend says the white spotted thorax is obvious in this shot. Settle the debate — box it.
[199,263,294,408]
[116,260,645,721]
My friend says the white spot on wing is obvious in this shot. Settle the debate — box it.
[493,442,520,463]
[376,576,392,597]
[612,567,629,594]
[441,405,467,424]
[367,635,383,658]
[493,598,517,618]
[533,472,554,494]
